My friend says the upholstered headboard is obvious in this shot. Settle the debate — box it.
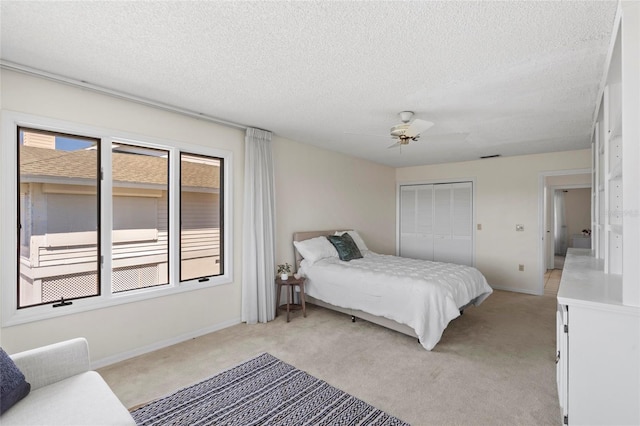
[292,229,342,270]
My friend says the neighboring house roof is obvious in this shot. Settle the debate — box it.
[179,158,221,190]
[19,146,220,189]
[20,146,100,181]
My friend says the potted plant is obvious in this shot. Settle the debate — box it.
[277,263,292,280]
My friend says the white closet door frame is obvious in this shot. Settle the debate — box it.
[396,177,477,267]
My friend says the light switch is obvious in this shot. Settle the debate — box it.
[477,224,482,230]
[516,224,524,232]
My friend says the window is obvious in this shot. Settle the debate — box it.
[2,112,232,325]
[111,143,170,292]
[18,128,101,308]
[180,153,224,281]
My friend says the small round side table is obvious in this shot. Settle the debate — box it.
[275,276,307,322]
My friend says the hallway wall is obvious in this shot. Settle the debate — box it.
[564,188,591,244]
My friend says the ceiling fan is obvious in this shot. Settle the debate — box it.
[387,111,434,149]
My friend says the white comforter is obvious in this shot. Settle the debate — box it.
[299,251,493,350]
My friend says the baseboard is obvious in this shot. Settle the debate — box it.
[91,316,242,369]
[490,285,542,296]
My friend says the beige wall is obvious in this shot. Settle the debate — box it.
[564,188,592,241]
[273,136,396,266]
[0,70,396,365]
[0,70,245,363]
[396,150,591,294]
[0,69,596,362]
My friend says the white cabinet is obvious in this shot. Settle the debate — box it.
[603,79,623,275]
[557,249,640,425]
[560,8,640,423]
[592,1,640,306]
[399,181,473,266]
[570,235,591,249]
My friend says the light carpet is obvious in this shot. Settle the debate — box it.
[101,290,560,425]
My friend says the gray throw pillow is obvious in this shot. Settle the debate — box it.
[327,233,363,261]
[0,347,31,414]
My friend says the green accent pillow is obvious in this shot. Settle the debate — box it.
[326,233,363,261]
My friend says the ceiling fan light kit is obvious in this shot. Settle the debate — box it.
[388,111,435,147]
[398,111,414,122]
[390,123,412,138]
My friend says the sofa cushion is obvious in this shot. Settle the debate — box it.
[0,348,31,414]
[0,371,135,425]
[10,337,90,391]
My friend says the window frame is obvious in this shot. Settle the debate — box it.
[1,110,234,327]
[108,142,171,293]
[178,152,225,282]
[17,126,103,308]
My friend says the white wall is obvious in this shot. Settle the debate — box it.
[564,188,592,243]
[0,70,245,363]
[0,69,599,361]
[273,136,396,266]
[397,150,591,294]
[0,70,396,364]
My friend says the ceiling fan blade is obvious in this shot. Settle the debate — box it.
[405,119,434,138]
[387,142,401,149]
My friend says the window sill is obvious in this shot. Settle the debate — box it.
[2,275,233,327]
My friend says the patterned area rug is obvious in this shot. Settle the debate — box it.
[131,352,409,426]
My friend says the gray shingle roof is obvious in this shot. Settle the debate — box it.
[20,146,220,189]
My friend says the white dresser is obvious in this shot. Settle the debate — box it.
[570,235,591,249]
[556,249,640,425]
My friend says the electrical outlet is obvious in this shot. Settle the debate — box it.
[519,264,524,271]
[477,224,482,230]
[516,224,524,232]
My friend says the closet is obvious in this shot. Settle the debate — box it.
[399,181,473,266]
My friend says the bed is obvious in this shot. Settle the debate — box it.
[293,230,493,350]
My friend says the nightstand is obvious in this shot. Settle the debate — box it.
[275,276,307,322]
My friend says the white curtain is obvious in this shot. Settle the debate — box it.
[241,128,276,324]
[554,190,568,256]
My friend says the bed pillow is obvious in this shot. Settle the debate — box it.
[327,233,363,261]
[334,230,368,252]
[294,236,338,264]
[0,347,31,414]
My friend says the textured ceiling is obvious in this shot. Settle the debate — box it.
[0,1,618,167]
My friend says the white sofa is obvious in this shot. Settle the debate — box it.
[2,338,135,425]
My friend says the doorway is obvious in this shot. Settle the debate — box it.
[552,188,592,261]
[547,186,592,295]
[538,170,591,296]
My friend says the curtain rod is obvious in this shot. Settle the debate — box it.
[1,60,251,131]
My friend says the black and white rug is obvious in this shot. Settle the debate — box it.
[131,352,409,426]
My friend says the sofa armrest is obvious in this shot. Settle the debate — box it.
[10,338,91,391]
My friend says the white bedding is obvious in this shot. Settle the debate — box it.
[299,251,493,350]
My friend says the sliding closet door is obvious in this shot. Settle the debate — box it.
[399,185,434,260]
[433,182,473,266]
[399,181,473,266]
[433,184,453,261]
